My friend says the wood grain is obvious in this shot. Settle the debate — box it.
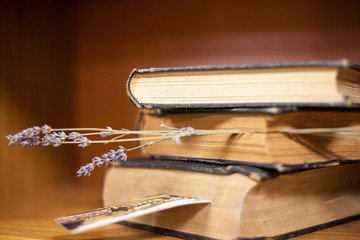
[0,186,176,240]
[0,186,359,240]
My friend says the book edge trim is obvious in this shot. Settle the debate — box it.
[147,156,360,173]
[135,59,359,74]
[131,102,359,109]
[112,158,276,182]
[107,158,360,181]
[142,106,360,116]
[119,213,360,240]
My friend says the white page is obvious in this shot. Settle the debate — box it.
[55,194,211,234]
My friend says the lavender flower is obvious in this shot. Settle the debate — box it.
[68,132,80,140]
[170,127,197,145]
[92,156,103,167]
[172,136,183,145]
[179,127,197,136]
[20,139,32,147]
[76,146,128,177]
[101,153,111,165]
[100,126,113,138]
[42,134,51,146]
[56,131,67,141]
[42,124,52,134]
[6,126,43,147]
[6,134,19,146]
[32,126,41,136]
[78,136,91,148]
[116,146,127,161]
[49,133,63,147]
[31,136,41,146]
[76,163,95,177]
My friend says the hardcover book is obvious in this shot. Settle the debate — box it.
[126,59,360,109]
[136,109,360,168]
[102,159,360,240]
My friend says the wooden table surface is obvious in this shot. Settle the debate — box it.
[0,185,359,240]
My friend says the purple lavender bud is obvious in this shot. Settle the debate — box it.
[77,163,95,177]
[101,153,110,165]
[120,153,127,161]
[100,132,108,138]
[20,139,32,148]
[78,136,90,148]
[6,135,18,146]
[33,126,41,135]
[113,152,121,161]
[77,166,87,177]
[68,132,80,140]
[42,124,52,134]
[107,149,116,159]
[116,146,127,161]
[92,156,103,167]
[32,136,41,146]
[42,134,51,146]
[52,139,62,147]
[180,127,196,136]
[20,129,28,138]
[100,126,113,138]
[172,136,182,145]
[56,131,67,141]
[26,128,35,138]
[85,163,95,172]
[50,133,62,147]
[16,133,23,141]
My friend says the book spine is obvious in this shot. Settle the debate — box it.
[126,68,144,108]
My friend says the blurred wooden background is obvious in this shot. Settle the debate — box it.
[1,0,360,199]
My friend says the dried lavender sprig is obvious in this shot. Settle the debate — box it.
[6,125,46,147]
[76,137,174,177]
[6,125,160,148]
[53,127,170,135]
[6,124,245,149]
[7,124,360,149]
[77,146,128,177]
[7,124,360,177]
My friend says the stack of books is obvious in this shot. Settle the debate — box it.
[102,60,360,239]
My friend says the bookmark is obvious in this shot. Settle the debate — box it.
[55,194,210,234]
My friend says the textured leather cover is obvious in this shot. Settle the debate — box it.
[110,158,360,181]
[112,158,276,182]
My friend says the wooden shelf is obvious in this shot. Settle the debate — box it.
[0,185,359,240]
[0,186,176,240]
